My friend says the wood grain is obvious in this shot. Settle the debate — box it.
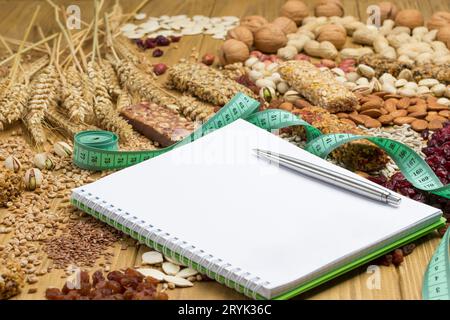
[0,0,446,300]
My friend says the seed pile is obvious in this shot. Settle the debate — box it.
[44,218,122,269]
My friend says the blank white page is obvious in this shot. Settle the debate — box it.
[74,119,441,298]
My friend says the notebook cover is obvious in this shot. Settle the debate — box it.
[71,197,445,300]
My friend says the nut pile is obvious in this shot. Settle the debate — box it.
[337,93,450,132]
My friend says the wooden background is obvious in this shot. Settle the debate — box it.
[1,0,449,300]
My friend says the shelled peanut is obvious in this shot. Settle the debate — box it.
[336,93,450,132]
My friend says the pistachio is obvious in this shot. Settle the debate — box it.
[352,85,372,96]
[431,83,446,97]
[24,168,43,191]
[357,64,375,79]
[259,86,276,103]
[283,90,301,102]
[398,69,413,81]
[33,153,55,170]
[53,142,73,157]
[4,156,22,172]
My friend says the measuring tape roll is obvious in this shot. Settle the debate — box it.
[73,93,449,199]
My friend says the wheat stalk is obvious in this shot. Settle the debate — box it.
[116,90,132,111]
[88,61,133,141]
[45,106,97,139]
[101,60,122,99]
[23,65,59,144]
[62,66,94,123]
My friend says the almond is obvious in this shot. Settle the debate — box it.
[393,116,416,125]
[428,119,443,130]
[361,100,382,111]
[411,119,428,132]
[349,114,365,125]
[427,103,448,111]
[336,112,349,119]
[390,110,408,118]
[426,114,447,122]
[359,114,374,122]
[380,108,388,115]
[408,111,427,118]
[384,99,398,113]
[396,97,411,109]
[361,109,382,118]
[364,118,382,128]
[378,114,393,125]
[439,110,450,118]
[279,102,294,111]
[407,104,427,113]
[340,118,356,126]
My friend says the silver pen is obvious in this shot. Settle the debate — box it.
[254,149,401,206]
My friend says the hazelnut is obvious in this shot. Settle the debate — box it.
[378,1,398,22]
[280,0,309,25]
[218,39,250,65]
[240,16,268,33]
[272,16,298,35]
[316,24,346,50]
[254,24,288,53]
[427,11,450,30]
[315,0,344,18]
[395,9,424,29]
[226,26,254,47]
[437,26,450,46]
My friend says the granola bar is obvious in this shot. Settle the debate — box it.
[120,102,195,147]
[277,61,358,113]
[412,63,450,83]
[0,259,24,300]
[357,54,413,78]
[292,106,389,172]
[167,61,257,106]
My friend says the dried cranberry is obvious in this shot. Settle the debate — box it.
[402,243,416,256]
[170,35,181,42]
[135,39,145,49]
[45,288,64,300]
[152,49,164,57]
[144,38,156,49]
[392,249,404,266]
[107,270,124,282]
[92,270,105,286]
[153,63,168,75]
[155,35,170,46]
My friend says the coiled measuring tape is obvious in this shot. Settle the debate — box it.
[73,93,450,299]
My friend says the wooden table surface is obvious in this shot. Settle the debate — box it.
[1,0,449,300]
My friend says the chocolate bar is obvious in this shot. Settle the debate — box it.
[120,103,195,147]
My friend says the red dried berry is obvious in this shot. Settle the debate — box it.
[155,35,170,46]
[153,63,168,75]
[392,249,404,266]
[152,49,164,57]
[201,53,215,66]
[170,36,181,42]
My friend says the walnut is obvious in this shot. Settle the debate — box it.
[226,26,254,47]
[254,24,288,53]
[437,26,450,48]
[316,24,346,50]
[314,0,344,18]
[272,16,298,35]
[219,39,250,65]
[427,11,450,30]
[280,0,309,25]
[394,9,424,29]
[240,15,268,33]
[378,1,398,22]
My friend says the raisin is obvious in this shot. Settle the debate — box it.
[92,270,105,286]
[45,288,63,300]
[107,270,124,282]
[106,280,123,294]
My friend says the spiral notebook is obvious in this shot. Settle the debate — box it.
[71,119,443,299]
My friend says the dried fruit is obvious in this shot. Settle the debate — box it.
[152,49,164,57]
[153,63,168,76]
[155,35,170,46]
[24,168,43,191]
[201,53,215,66]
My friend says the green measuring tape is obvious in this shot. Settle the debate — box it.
[73,92,450,299]
[423,228,450,300]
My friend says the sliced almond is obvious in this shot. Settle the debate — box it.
[136,268,165,281]
[142,251,163,265]
[162,262,180,275]
[176,268,198,279]
[163,275,194,287]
